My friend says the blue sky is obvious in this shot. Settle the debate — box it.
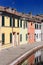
[0,0,43,15]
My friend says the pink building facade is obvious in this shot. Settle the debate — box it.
[27,21,35,65]
[28,22,35,43]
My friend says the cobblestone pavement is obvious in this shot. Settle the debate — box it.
[0,41,43,65]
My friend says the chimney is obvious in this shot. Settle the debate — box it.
[28,12,32,18]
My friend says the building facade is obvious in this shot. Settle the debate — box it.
[27,20,35,65]
[19,18,28,45]
[35,22,41,42]
[28,21,35,43]
[0,6,21,48]
[34,20,42,65]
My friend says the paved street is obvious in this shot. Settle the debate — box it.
[0,41,43,65]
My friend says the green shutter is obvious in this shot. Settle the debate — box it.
[20,34,22,41]
[35,24,36,29]
[10,17,12,26]
[10,33,12,43]
[26,34,27,40]
[20,20,22,27]
[2,33,5,45]
[39,24,41,29]
[2,16,4,26]
[18,19,19,27]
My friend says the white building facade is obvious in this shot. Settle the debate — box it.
[35,23,41,42]
[34,22,41,64]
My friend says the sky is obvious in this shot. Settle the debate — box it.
[0,0,43,15]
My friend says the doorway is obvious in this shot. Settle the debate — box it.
[13,32,19,46]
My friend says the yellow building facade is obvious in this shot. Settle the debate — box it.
[0,13,20,49]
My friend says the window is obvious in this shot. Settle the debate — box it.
[26,34,28,40]
[35,23,41,29]
[10,17,12,26]
[2,33,5,45]
[15,19,18,27]
[10,33,12,43]
[20,34,22,41]
[20,20,22,27]
[35,23,38,29]
[2,16,4,26]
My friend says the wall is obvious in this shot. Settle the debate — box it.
[28,22,35,43]
[20,20,28,45]
[27,22,35,65]
[35,30,41,42]
[41,23,43,41]
[1,27,12,44]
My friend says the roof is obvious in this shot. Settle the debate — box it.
[28,17,41,22]
[0,6,31,18]
[0,41,43,65]
[32,15,43,21]
[0,6,42,22]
